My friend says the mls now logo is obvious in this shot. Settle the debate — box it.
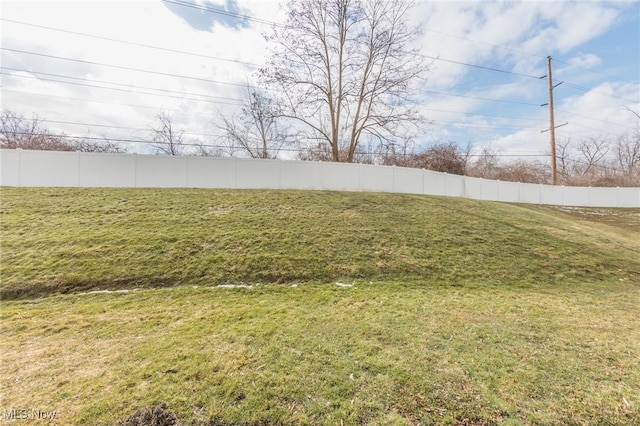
[3,408,57,420]
[4,409,29,420]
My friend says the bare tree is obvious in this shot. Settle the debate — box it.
[411,142,467,175]
[70,133,126,153]
[467,145,500,179]
[299,139,376,163]
[577,136,609,177]
[259,0,428,162]
[555,137,574,183]
[148,112,185,155]
[494,160,548,184]
[0,108,71,151]
[615,131,640,186]
[1,108,126,153]
[378,138,417,167]
[216,88,293,159]
[193,141,226,157]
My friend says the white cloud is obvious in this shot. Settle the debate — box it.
[565,53,602,70]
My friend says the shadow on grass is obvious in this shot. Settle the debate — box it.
[0,275,181,301]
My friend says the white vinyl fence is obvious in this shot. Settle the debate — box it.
[1,149,638,207]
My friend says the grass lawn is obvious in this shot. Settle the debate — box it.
[1,188,639,425]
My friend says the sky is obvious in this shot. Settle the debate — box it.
[1,0,639,162]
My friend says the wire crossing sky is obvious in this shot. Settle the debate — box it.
[1,0,638,157]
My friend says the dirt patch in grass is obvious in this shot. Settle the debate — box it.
[119,403,181,426]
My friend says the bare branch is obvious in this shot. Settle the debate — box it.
[148,111,185,155]
[215,86,296,159]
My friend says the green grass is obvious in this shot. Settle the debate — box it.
[1,188,638,299]
[1,188,639,425]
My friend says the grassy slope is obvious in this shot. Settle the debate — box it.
[1,188,639,425]
[1,188,638,298]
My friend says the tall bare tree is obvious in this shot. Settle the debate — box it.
[216,88,293,159]
[148,111,184,155]
[259,0,428,162]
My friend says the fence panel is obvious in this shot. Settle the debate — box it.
[135,155,187,188]
[19,150,80,187]
[186,157,236,188]
[614,187,640,208]
[235,158,281,189]
[518,182,542,204]
[393,166,424,194]
[359,164,394,192]
[79,153,136,188]
[423,171,465,197]
[319,162,361,191]
[540,185,565,205]
[0,149,20,186]
[280,160,321,190]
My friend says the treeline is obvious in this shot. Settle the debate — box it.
[0,108,125,154]
[2,107,638,187]
[376,136,640,187]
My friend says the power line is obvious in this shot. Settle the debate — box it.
[162,0,545,80]
[1,89,552,137]
[432,120,533,131]
[2,67,244,104]
[419,106,549,122]
[7,89,538,135]
[1,48,254,89]
[558,123,624,139]
[561,81,639,104]
[2,50,550,124]
[0,18,261,68]
[40,119,222,139]
[556,108,637,130]
[418,52,545,80]
[422,28,547,60]
[422,89,541,106]
[1,18,548,86]
[5,66,544,113]
[41,120,149,134]
[42,117,539,142]
[7,131,555,158]
[3,45,543,89]
[1,71,243,107]
[553,57,636,85]
[2,89,212,115]
[162,0,281,28]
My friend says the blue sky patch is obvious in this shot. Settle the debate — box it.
[162,0,250,31]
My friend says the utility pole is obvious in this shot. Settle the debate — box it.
[547,56,557,185]
[541,56,566,185]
